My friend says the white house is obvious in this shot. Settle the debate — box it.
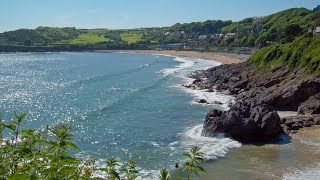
[314,27,320,36]
[212,34,224,39]
[225,33,236,38]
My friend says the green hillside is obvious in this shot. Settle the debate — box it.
[220,8,318,47]
[250,34,320,75]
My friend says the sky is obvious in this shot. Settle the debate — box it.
[0,0,319,32]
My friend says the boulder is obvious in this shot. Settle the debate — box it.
[298,93,320,115]
[202,100,282,142]
[197,99,208,104]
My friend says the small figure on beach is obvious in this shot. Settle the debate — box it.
[175,162,179,168]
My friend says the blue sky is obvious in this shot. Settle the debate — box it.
[0,0,318,32]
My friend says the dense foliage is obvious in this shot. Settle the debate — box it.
[0,113,206,180]
[249,34,320,76]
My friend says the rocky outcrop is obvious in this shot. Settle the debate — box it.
[187,61,320,140]
[202,100,282,142]
[190,63,320,112]
[281,115,320,132]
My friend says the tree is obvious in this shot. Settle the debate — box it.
[182,146,206,179]
[283,24,302,43]
[315,16,320,26]
[23,40,32,46]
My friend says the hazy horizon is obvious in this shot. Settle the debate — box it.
[0,0,319,33]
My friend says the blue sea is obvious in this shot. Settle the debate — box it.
[2,52,320,179]
[0,52,241,178]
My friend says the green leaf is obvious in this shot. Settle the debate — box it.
[17,112,28,124]
[195,165,206,172]
[22,129,35,138]
[99,167,108,172]
[110,169,121,180]
[66,142,79,150]
[4,123,16,131]
[181,153,192,160]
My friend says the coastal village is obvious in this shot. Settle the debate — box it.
[158,5,320,50]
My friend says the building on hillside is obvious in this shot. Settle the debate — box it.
[173,31,185,36]
[225,33,236,38]
[313,5,320,12]
[164,32,173,36]
[308,27,314,33]
[211,34,224,39]
[314,27,320,36]
[252,16,265,23]
[198,35,208,40]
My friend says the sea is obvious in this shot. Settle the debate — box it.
[0,52,319,179]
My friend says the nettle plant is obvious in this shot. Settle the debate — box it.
[0,113,206,180]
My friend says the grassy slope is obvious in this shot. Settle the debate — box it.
[53,33,109,45]
[120,33,143,44]
[250,34,320,76]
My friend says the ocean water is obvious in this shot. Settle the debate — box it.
[0,52,240,179]
[1,52,320,180]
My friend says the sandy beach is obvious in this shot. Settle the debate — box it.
[94,50,250,64]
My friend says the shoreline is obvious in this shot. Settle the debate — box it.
[94,50,250,64]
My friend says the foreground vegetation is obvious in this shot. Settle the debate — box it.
[0,8,318,52]
[0,113,206,180]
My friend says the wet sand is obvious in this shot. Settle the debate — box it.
[94,50,250,64]
[200,127,320,179]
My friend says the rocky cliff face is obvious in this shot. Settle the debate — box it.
[189,62,320,142]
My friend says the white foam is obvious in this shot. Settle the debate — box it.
[181,124,241,160]
[160,57,195,76]
[86,157,160,180]
[150,141,161,148]
[163,56,234,110]
[283,164,320,180]
[139,64,150,68]
[180,86,235,110]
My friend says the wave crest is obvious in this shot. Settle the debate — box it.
[181,124,241,160]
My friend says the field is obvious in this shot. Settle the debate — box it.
[120,33,143,44]
[53,30,110,45]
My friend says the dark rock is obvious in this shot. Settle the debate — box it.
[197,99,207,104]
[202,101,282,142]
[182,84,196,90]
[298,93,320,115]
[192,79,202,84]
[281,115,320,132]
[212,101,223,105]
[206,88,215,92]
